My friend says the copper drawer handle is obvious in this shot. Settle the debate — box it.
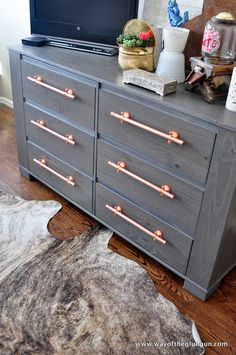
[110,111,184,145]
[27,76,75,99]
[33,158,75,186]
[105,204,166,245]
[31,120,75,145]
[108,161,174,199]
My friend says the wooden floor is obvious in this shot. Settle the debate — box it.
[0,104,235,355]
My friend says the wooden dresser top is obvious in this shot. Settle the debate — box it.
[10,45,236,132]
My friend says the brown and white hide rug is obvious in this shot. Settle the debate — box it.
[0,191,204,354]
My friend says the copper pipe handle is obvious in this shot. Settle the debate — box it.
[105,204,166,245]
[108,161,174,199]
[27,76,75,99]
[33,158,75,186]
[110,111,184,145]
[31,120,75,145]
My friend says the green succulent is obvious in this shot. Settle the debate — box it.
[117,33,147,48]
[117,34,142,48]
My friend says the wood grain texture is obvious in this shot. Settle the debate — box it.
[98,87,216,184]
[8,46,236,132]
[27,142,93,213]
[24,103,95,176]
[0,104,235,355]
[97,139,203,235]
[185,128,236,290]
[96,183,194,274]
[21,57,97,130]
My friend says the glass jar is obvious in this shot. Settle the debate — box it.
[201,12,236,65]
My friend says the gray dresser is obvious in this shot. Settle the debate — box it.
[9,45,236,300]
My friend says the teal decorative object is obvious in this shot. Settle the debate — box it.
[168,0,189,27]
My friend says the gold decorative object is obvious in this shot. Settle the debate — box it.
[118,46,154,71]
[117,19,155,72]
[123,19,152,35]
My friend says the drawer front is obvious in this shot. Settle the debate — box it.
[99,89,216,184]
[96,183,192,274]
[25,104,94,176]
[21,58,96,129]
[28,143,93,212]
[97,140,203,234]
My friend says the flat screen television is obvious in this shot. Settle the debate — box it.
[29,0,139,55]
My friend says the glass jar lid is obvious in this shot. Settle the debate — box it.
[212,12,236,25]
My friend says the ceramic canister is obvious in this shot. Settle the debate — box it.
[156,27,190,83]
[226,67,236,112]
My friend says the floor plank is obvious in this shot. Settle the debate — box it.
[0,104,235,355]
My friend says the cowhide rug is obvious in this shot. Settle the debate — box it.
[0,191,204,355]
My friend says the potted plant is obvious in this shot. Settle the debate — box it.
[117,31,155,48]
[117,26,155,71]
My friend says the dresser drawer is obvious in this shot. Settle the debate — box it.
[99,89,216,184]
[21,58,96,129]
[25,104,94,176]
[97,140,203,235]
[28,143,93,212]
[96,183,192,274]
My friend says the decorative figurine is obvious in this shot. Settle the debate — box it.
[168,0,189,27]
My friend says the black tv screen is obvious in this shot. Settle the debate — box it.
[30,0,139,46]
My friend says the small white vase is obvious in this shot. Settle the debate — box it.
[157,51,185,83]
[163,27,190,52]
[156,27,190,83]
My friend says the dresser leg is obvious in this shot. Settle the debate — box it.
[19,165,34,181]
[183,279,221,301]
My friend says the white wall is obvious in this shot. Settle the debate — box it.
[140,0,204,27]
[0,0,30,104]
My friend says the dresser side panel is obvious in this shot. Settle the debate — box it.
[186,128,236,290]
[209,183,236,285]
[9,50,29,170]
